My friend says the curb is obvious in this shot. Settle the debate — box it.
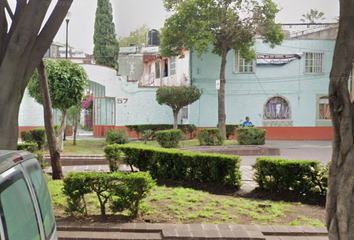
[57,223,328,240]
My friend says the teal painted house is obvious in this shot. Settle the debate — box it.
[188,38,336,139]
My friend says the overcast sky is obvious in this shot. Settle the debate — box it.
[10,0,340,54]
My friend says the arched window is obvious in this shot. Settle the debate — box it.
[264,97,290,120]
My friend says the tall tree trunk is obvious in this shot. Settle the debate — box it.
[37,60,63,179]
[57,110,67,152]
[218,50,228,137]
[73,123,77,146]
[326,1,354,239]
[173,110,178,129]
[0,98,21,150]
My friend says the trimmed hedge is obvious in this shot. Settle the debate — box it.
[103,144,122,172]
[237,127,266,145]
[62,171,155,217]
[117,144,242,187]
[155,129,184,148]
[17,143,38,153]
[126,124,197,139]
[252,157,328,195]
[198,128,225,146]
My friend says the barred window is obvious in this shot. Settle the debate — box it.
[305,52,324,74]
[319,96,331,119]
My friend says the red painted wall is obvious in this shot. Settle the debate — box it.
[92,126,334,140]
[19,126,73,137]
[259,127,333,140]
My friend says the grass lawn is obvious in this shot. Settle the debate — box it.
[53,139,238,155]
[48,179,325,226]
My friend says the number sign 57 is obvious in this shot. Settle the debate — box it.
[117,98,128,104]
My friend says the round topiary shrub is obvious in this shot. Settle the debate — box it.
[105,129,129,145]
[155,129,184,148]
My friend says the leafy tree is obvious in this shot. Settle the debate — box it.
[93,0,119,69]
[67,103,82,146]
[300,9,326,23]
[160,0,284,137]
[0,0,72,150]
[28,59,87,152]
[119,24,150,48]
[156,86,201,129]
[326,1,354,239]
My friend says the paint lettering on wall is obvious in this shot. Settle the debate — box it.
[117,98,128,104]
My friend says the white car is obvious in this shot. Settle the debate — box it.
[0,151,57,240]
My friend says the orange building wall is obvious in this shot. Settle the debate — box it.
[94,126,334,141]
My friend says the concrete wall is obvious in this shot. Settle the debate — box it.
[118,55,144,81]
[189,39,335,128]
[81,64,174,127]
[19,89,44,127]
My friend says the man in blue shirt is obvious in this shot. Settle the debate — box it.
[243,117,253,128]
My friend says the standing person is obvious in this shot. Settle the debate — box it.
[243,116,253,128]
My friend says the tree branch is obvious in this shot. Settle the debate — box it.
[24,0,73,83]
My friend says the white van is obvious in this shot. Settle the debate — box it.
[0,150,57,240]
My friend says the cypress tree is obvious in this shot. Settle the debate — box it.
[93,0,119,69]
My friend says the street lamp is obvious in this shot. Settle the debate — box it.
[64,12,71,141]
[65,12,71,59]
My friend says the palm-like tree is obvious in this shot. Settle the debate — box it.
[300,9,326,23]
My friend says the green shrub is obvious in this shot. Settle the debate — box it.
[103,144,121,172]
[20,131,34,143]
[35,150,48,169]
[237,127,266,145]
[226,124,242,139]
[117,144,156,172]
[198,128,224,146]
[178,124,197,139]
[117,145,242,187]
[84,172,123,216]
[252,157,328,195]
[17,143,38,153]
[30,127,46,150]
[105,129,129,145]
[126,124,197,139]
[62,172,155,217]
[62,173,93,215]
[155,129,184,148]
[110,172,156,218]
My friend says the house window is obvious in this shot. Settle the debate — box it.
[319,96,331,119]
[155,62,160,78]
[170,57,176,75]
[305,52,324,74]
[234,52,255,73]
[181,105,188,119]
[264,97,290,119]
